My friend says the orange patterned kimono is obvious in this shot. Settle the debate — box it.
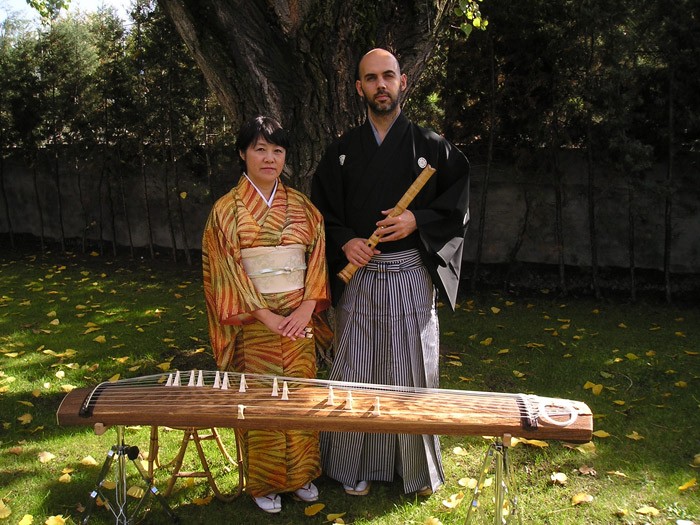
[202,176,330,497]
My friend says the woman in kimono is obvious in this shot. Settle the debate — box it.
[202,116,330,514]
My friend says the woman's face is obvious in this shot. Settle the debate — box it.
[240,137,286,192]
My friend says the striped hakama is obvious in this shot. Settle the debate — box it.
[320,249,445,493]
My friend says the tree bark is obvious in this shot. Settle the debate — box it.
[157,0,457,192]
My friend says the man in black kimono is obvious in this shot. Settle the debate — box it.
[311,48,470,497]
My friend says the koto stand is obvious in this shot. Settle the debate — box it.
[81,425,178,524]
[464,434,521,525]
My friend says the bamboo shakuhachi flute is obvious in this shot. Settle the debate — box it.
[337,164,437,284]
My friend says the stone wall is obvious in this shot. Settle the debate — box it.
[1,149,699,273]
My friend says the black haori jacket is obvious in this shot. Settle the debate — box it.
[311,112,470,310]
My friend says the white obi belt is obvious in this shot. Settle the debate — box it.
[241,244,307,294]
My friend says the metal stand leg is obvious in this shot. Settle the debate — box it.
[464,434,520,525]
[81,425,179,524]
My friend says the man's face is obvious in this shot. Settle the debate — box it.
[356,51,407,116]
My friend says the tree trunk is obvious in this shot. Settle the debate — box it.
[0,154,14,250]
[74,151,88,253]
[503,186,531,293]
[470,33,496,292]
[664,65,674,304]
[173,154,192,265]
[32,158,46,253]
[140,141,155,260]
[117,146,135,259]
[552,148,566,296]
[106,169,118,257]
[586,118,601,299]
[53,144,66,252]
[203,97,216,205]
[627,180,637,302]
[157,0,458,192]
[162,144,178,263]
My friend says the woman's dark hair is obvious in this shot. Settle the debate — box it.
[236,116,289,172]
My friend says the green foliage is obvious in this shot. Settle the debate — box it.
[26,0,71,23]
[453,0,488,38]
[1,251,698,524]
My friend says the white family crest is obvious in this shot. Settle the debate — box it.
[417,157,427,169]
[339,154,346,166]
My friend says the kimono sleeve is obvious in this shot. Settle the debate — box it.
[202,204,267,325]
[413,137,470,267]
[302,203,331,313]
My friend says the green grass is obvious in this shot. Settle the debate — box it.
[1,250,698,525]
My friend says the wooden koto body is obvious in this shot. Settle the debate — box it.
[57,371,593,443]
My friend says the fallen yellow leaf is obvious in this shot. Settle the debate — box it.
[38,451,56,463]
[102,480,116,490]
[571,493,593,505]
[578,465,597,476]
[18,413,33,425]
[0,499,11,519]
[127,486,145,498]
[457,477,478,489]
[490,307,500,314]
[327,512,346,522]
[108,374,120,382]
[81,455,98,466]
[441,492,465,509]
[452,447,469,456]
[480,337,493,346]
[519,438,548,448]
[550,472,567,485]
[18,514,33,525]
[93,335,107,344]
[593,430,610,438]
[304,503,325,516]
[512,370,525,378]
[635,505,659,516]
[679,478,696,491]
[191,496,213,505]
[626,431,644,441]
[58,473,71,483]
[45,516,66,525]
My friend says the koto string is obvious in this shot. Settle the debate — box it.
[78,370,581,425]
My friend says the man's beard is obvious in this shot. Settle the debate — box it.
[365,91,399,115]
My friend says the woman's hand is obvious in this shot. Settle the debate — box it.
[278,300,316,340]
[252,300,316,341]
